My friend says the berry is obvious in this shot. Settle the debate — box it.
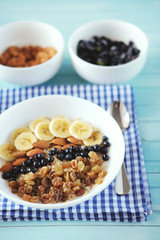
[65,148,72,154]
[20,166,27,174]
[93,144,101,152]
[37,153,45,159]
[48,150,54,156]
[40,158,48,166]
[57,153,65,161]
[65,154,73,161]
[76,146,82,152]
[12,166,21,174]
[74,152,81,157]
[103,141,110,147]
[8,177,16,182]
[2,172,10,180]
[103,136,108,141]
[80,151,88,157]
[69,146,76,151]
[84,146,89,152]
[88,147,93,152]
[101,147,108,153]
[48,156,54,163]
[102,154,109,161]
[53,147,59,154]
[33,161,39,168]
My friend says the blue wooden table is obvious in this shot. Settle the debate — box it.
[0,0,160,239]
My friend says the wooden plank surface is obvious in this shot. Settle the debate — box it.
[0,0,160,239]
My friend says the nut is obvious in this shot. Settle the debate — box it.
[26,148,44,157]
[13,150,27,158]
[12,157,28,166]
[50,138,68,145]
[0,162,13,172]
[62,143,77,150]
[67,137,83,145]
[33,140,50,149]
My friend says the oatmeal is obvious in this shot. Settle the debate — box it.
[0,116,110,204]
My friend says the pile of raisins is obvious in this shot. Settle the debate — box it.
[77,36,140,66]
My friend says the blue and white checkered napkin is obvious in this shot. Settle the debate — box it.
[0,85,152,222]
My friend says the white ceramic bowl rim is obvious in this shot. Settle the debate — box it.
[0,20,64,71]
[69,19,148,69]
[0,95,125,209]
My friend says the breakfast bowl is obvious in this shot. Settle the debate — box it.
[68,19,148,84]
[0,95,125,209]
[0,21,64,86]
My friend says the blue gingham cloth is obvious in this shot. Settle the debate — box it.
[0,85,152,222]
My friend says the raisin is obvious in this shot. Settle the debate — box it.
[52,177,62,187]
[41,177,51,188]
[54,189,63,202]
[75,188,86,197]
[41,193,52,204]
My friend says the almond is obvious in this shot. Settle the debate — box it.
[67,137,83,145]
[26,148,44,157]
[0,162,13,172]
[62,143,77,150]
[13,157,28,166]
[13,150,27,158]
[50,145,62,152]
[33,140,50,149]
[51,138,68,145]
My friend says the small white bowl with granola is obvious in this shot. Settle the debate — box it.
[0,95,125,209]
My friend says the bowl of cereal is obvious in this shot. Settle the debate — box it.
[0,95,125,209]
[68,19,148,84]
[0,21,64,86]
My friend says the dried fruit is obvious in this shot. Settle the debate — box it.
[52,176,62,187]
[41,193,52,204]
[54,189,62,202]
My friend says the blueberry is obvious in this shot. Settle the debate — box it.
[57,153,65,161]
[37,153,45,159]
[48,156,54,163]
[84,146,89,152]
[12,166,21,174]
[93,144,101,152]
[102,154,109,161]
[88,147,93,152]
[65,154,73,161]
[103,136,108,141]
[80,151,88,157]
[2,172,10,180]
[69,146,76,151]
[76,146,82,152]
[53,147,60,154]
[29,155,37,161]
[74,152,81,157]
[65,148,72,154]
[101,147,108,153]
[40,158,48,166]
[9,171,17,178]
[23,159,33,167]
[104,141,110,148]
[20,166,27,174]
[8,178,16,182]
[33,161,40,168]
[48,150,54,156]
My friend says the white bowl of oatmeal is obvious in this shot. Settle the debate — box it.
[0,95,125,209]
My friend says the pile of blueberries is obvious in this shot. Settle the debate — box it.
[2,136,110,182]
[77,36,140,66]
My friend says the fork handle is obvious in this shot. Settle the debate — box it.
[115,163,130,195]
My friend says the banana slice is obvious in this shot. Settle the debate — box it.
[11,127,31,143]
[49,118,71,138]
[83,131,103,146]
[0,143,16,161]
[35,122,54,141]
[69,120,92,140]
[29,118,50,132]
[14,132,37,151]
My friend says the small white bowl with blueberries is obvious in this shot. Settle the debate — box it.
[68,19,148,84]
